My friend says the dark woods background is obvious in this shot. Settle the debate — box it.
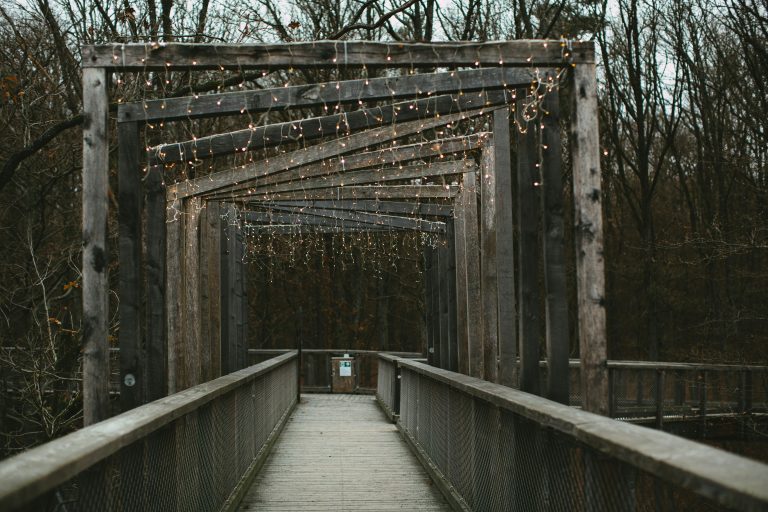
[0,0,766,456]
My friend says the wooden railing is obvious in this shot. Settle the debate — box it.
[0,352,298,512]
[378,354,768,511]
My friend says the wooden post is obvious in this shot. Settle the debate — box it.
[183,198,202,387]
[445,220,459,373]
[82,67,110,425]
[453,194,469,375]
[516,94,541,395]
[430,244,442,368]
[438,236,451,370]
[463,168,483,379]
[236,227,248,370]
[145,166,167,400]
[493,108,517,387]
[540,88,570,404]
[118,121,144,411]
[199,201,222,380]
[221,204,246,373]
[166,198,182,394]
[480,145,499,382]
[424,249,435,366]
[571,62,609,415]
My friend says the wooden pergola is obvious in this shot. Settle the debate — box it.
[81,41,605,425]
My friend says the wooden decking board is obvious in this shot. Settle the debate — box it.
[239,394,451,512]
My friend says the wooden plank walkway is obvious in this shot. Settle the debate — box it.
[239,394,451,511]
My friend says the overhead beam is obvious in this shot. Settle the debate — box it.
[244,223,393,234]
[168,108,485,199]
[84,41,594,70]
[206,134,487,199]
[230,160,473,198]
[152,91,507,164]
[264,200,453,217]
[254,205,446,233]
[120,68,538,123]
[235,185,458,201]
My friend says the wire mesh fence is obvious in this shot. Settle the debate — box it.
[394,358,768,512]
[0,352,298,512]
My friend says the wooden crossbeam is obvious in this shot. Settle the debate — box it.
[227,160,472,198]
[152,91,507,164]
[244,223,391,234]
[206,134,487,200]
[243,212,390,231]
[235,185,458,201]
[84,41,593,70]
[244,207,446,233]
[119,68,538,123]
[168,107,486,199]
[265,200,453,217]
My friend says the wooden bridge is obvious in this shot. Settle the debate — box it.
[2,40,768,511]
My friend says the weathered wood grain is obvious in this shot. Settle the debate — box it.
[570,63,608,415]
[152,92,505,165]
[118,121,144,410]
[453,185,469,375]
[199,201,222,380]
[493,108,517,387]
[169,110,478,199]
[264,200,453,217]
[247,159,473,196]
[540,88,570,405]
[247,206,446,233]
[165,198,182,394]
[145,166,167,401]
[238,394,450,512]
[84,40,594,70]
[480,145,499,383]
[516,95,541,395]
[82,67,110,425]
[119,68,537,123]
[463,169,483,379]
[237,185,459,201]
[183,197,203,389]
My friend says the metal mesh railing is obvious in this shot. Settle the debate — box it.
[376,354,399,421]
[395,358,768,512]
[0,352,298,512]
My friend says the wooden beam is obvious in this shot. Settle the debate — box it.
[118,121,144,410]
[516,95,541,395]
[152,92,506,164]
[264,200,453,217]
[445,220,459,373]
[540,88,570,405]
[119,68,537,123]
[480,145,499,383]
[237,185,459,201]
[82,67,110,426]
[493,108,517,387]
[145,166,167,400]
[462,168,483,379]
[244,209,439,232]
[84,41,595,70]
[206,134,487,200]
[571,63,608,415]
[245,159,473,196]
[453,190,469,375]
[256,205,446,233]
[199,201,222,381]
[169,109,481,199]
[424,249,435,366]
[244,224,392,234]
[165,198,183,394]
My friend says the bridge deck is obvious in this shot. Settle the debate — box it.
[239,394,451,511]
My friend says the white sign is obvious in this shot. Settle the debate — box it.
[339,360,352,377]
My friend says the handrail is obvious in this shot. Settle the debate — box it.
[0,351,297,511]
[395,357,768,511]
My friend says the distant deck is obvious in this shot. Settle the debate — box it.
[239,394,451,511]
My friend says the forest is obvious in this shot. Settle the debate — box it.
[0,0,766,457]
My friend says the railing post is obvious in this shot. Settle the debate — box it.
[699,370,708,437]
[655,370,665,430]
[394,361,401,417]
[608,367,616,417]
